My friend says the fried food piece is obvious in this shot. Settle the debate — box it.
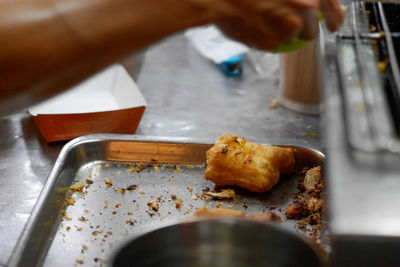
[194,206,282,223]
[194,206,246,217]
[202,189,235,199]
[285,201,307,219]
[304,166,321,192]
[204,134,296,192]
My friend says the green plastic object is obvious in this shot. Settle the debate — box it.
[270,6,347,53]
[270,10,332,53]
[270,39,310,53]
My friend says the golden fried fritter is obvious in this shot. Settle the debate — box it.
[194,206,246,217]
[194,206,282,223]
[204,134,296,192]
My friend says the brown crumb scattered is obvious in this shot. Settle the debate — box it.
[76,260,84,264]
[65,216,72,221]
[139,190,145,194]
[184,209,191,215]
[126,184,138,191]
[215,203,222,209]
[70,182,84,192]
[82,245,88,251]
[307,197,322,213]
[60,210,66,217]
[171,194,177,200]
[120,188,126,195]
[148,199,159,211]
[65,198,74,206]
[174,166,181,173]
[175,198,183,209]
[203,189,235,199]
[127,212,133,215]
[77,227,83,231]
[269,98,278,109]
[78,216,87,222]
[115,202,121,208]
[112,211,117,215]
[92,231,100,236]
[104,178,113,188]
[126,219,134,225]
[66,226,71,231]
[187,187,193,193]
[86,179,93,184]
[83,209,88,214]
[304,166,321,192]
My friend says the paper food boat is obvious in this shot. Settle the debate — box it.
[29,64,147,142]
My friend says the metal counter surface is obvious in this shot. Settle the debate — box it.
[0,33,321,266]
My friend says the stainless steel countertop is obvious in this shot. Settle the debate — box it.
[0,33,321,266]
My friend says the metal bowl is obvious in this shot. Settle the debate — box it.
[111,219,323,267]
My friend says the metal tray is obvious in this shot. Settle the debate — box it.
[8,134,325,267]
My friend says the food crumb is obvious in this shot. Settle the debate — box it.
[120,188,126,195]
[174,166,181,173]
[175,198,183,209]
[77,227,83,231]
[126,219,134,225]
[115,202,121,208]
[76,259,84,264]
[171,194,177,200]
[127,212,133,215]
[66,226,71,231]
[127,184,138,191]
[70,182,84,192]
[148,199,159,211]
[65,198,74,206]
[139,190,145,194]
[104,177,113,188]
[82,245,88,252]
[86,178,93,184]
[269,98,278,109]
[78,216,87,222]
[203,189,235,199]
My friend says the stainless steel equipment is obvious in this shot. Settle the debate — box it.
[323,0,400,265]
[111,219,323,267]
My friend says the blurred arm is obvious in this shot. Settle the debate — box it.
[0,0,214,114]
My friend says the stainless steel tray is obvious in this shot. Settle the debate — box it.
[8,134,325,267]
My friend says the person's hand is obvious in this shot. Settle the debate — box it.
[208,0,343,51]
[321,0,345,32]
